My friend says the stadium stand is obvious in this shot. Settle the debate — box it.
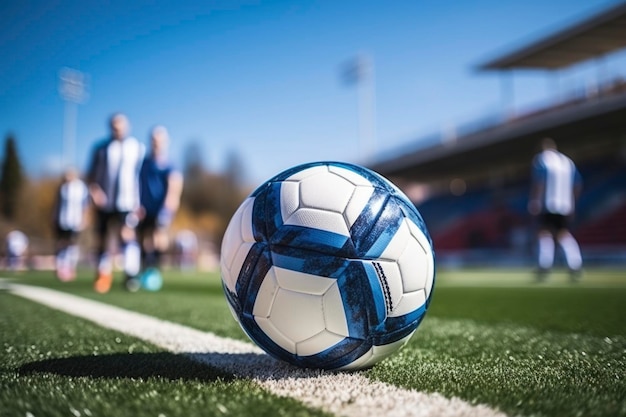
[370,2,626,266]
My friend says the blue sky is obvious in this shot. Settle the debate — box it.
[2,0,625,185]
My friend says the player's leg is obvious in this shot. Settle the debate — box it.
[536,213,556,280]
[94,211,114,293]
[137,223,165,291]
[66,231,80,280]
[556,228,583,281]
[120,212,141,291]
[7,249,17,270]
[140,219,157,269]
[537,229,555,279]
[54,227,71,281]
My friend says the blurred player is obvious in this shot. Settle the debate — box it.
[174,229,198,271]
[137,126,183,288]
[87,113,145,293]
[5,230,28,270]
[529,138,583,281]
[52,167,89,281]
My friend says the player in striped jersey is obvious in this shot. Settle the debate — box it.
[52,168,89,281]
[529,138,583,281]
[87,113,145,293]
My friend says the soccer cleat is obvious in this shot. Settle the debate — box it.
[94,272,113,293]
[570,268,583,283]
[140,268,163,292]
[124,276,140,292]
[56,268,72,282]
[535,268,549,282]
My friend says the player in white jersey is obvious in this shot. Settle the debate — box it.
[87,113,145,293]
[529,138,583,281]
[5,230,28,270]
[52,168,89,281]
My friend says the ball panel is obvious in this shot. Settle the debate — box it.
[323,282,350,337]
[270,225,351,254]
[397,235,428,293]
[328,164,374,187]
[279,181,300,223]
[379,218,411,262]
[372,304,426,346]
[255,316,296,353]
[299,171,354,213]
[252,267,279,319]
[371,331,414,358]
[270,245,351,277]
[391,289,426,317]
[284,207,350,236]
[406,219,435,298]
[425,268,434,299]
[298,336,371,369]
[221,197,254,271]
[371,260,402,315]
[344,185,374,228]
[361,197,405,258]
[339,346,374,370]
[237,245,272,314]
[296,329,345,356]
[362,261,388,325]
[269,289,325,343]
[339,331,414,370]
[274,266,336,295]
[223,242,254,293]
[285,164,328,181]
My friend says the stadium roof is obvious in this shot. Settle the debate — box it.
[368,92,626,182]
[478,2,626,70]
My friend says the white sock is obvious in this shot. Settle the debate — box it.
[558,233,582,271]
[67,245,80,270]
[98,254,111,274]
[538,234,554,269]
[123,242,141,277]
[56,248,68,271]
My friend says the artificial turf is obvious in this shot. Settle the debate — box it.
[2,268,625,417]
[0,291,332,417]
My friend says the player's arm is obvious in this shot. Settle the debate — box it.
[164,170,184,213]
[86,145,107,208]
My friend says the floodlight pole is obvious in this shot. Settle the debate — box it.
[355,54,377,161]
[343,54,377,162]
[59,68,88,168]
[63,100,78,168]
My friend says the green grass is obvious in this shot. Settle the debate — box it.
[0,291,331,417]
[2,267,625,417]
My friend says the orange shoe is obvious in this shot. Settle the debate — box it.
[94,272,113,294]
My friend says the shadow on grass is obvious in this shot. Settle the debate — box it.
[185,352,343,380]
[19,350,346,383]
[19,352,235,382]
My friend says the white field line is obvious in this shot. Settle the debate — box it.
[7,282,508,417]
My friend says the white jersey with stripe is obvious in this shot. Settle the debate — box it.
[58,178,89,231]
[105,137,145,212]
[533,149,579,216]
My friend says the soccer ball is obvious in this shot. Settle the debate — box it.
[220,162,435,370]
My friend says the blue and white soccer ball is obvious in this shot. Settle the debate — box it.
[220,162,435,370]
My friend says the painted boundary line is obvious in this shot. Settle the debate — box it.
[7,282,507,417]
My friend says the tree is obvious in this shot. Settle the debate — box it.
[0,134,26,220]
